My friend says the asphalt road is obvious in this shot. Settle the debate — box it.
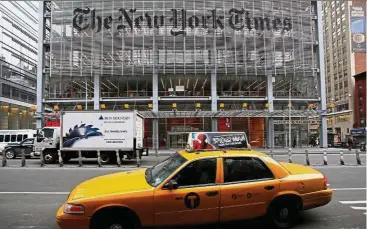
[0,165,366,229]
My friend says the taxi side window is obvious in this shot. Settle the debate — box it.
[173,158,217,187]
[223,157,274,183]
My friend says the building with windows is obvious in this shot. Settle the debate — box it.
[323,1,366,142]
[0,1,38,130]
[37,1,328,149]
[351,71,366,143]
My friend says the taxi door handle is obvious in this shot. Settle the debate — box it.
[206,191,219,197]
[264,185,274,190]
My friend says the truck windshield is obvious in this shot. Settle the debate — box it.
[40,128,54,138]
[145,152,187,187]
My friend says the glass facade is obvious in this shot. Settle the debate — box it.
[0,1,38,129]
[46,0,322,148]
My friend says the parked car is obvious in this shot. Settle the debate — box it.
[4,138,35,159]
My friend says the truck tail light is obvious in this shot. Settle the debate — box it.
[63,203,85,214]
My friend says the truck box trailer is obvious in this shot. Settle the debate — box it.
[33,110,148,164]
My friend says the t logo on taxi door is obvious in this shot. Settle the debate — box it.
[184,192,200,209]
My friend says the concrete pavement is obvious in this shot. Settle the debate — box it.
[0,165,365,229]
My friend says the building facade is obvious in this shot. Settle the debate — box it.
[0,1,38,130]
[352,71,366,142]
[323,1,366,142]
[38,0,327,149]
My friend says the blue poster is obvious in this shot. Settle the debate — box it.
[350,6,366,52]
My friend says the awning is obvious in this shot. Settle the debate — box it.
[139,110,320,118]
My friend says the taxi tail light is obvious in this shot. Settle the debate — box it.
[323,175,328,190]
[63,203,85,214]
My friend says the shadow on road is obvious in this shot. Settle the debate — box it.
[152,212,318,229]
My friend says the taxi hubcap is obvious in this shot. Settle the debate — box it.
[110,224,122,229]
[279,208,289,220]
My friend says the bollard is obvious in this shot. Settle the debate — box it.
[78,150,82,167]
[116,150,121,167]
[58,150,63,167]
[136,150,141,167]
[323,149,328,165]
[39,150,45,167]
[340,149,345,165]
[1,149,7,167]
[305,149,310,166]
[21,149,26,167]
[356,149,361,165]
[97,150,102,167]
[288,148,292,163]
[270,149,274,158]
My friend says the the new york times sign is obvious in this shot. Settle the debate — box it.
[73,7,292,36]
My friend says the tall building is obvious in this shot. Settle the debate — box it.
[0,1,38,129]
[38,1,328,149]
[352,71,366,142]
[323,1,366,143]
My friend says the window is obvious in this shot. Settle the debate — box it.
[21,138,33,145]
[0,135,3,142]
[16,134,23,142]
[172,158,217,187]
[10,135,16,142]
[344,81,348,88]
[223,157,274,183]
[361,120,366,128]
[4,135,10,142]
[23,134,28,140]
[148,152,187,187]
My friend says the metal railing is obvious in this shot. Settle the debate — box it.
[1,148,364,168]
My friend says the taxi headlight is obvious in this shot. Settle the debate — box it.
[63,203,85,214]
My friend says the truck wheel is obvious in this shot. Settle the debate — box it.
[100,153,112,164]
[5,149,16,159]
[44,151,57,164]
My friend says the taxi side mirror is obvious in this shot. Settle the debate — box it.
[165,180,178,190]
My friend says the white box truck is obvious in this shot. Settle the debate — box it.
[33,110,148,164]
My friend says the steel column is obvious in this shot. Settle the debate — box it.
[152,50,159,151]
[267,75,274,149]
[211,69,218,131]
[93,74,100,110]
[315,1,328,148]
[36,2,47,129]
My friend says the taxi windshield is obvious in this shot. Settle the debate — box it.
[145,152,187,187]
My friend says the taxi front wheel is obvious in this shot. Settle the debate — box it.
[267,201,300,229]
[90,209,138,229]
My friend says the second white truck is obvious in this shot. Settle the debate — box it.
[33,110,148,164]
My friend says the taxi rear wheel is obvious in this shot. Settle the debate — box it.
[267,200,300,229]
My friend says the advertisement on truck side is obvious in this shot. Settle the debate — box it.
[61,111,138,150]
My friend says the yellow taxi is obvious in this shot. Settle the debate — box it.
[56,149,333,229]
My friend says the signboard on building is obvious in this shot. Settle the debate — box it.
[273,120,320,125]
[72,7,292,37]
[350,6,366,52]
[351,128,366,135]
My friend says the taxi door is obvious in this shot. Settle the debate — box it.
[153,158,221,226]
[219,157,279,222]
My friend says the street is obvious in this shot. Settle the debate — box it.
[0,150,366,229]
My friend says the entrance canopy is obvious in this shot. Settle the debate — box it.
[139,110,320,118]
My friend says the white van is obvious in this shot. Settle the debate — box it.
[0,129,37,152]
[187,132,251,150]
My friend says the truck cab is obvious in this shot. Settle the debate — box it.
[33,127,61,160]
